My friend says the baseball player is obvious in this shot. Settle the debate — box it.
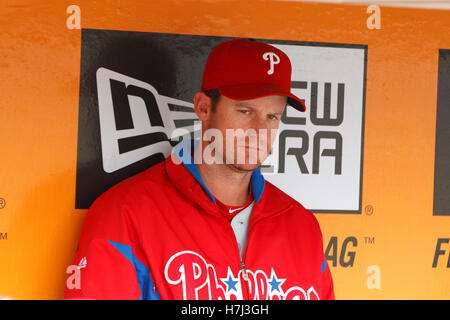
[65,38,334,300]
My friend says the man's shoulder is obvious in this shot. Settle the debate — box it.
[263,179,320,228]
[91,159,170,208]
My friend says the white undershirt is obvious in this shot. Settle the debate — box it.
[230,200,255,259]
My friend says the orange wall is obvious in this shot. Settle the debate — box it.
[0,0,449,299]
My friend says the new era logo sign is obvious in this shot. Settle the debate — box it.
[75,29,212,209]
[96,67,198,173]
[75,29,367,214]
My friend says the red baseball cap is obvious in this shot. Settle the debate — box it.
[201,38,306,112]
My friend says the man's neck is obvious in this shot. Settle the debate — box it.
[194,143,252,207]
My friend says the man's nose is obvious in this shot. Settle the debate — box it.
[245,127,270,148]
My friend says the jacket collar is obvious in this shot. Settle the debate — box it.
[170,139,265,205]
[165,139,293,222]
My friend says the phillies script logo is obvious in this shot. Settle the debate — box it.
[164,251,320,300]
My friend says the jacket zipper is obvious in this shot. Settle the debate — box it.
[187,189,252,298]
[240,261,249,281]
[221,220,251,299]
[241,204,293,298]
[213,204,293,300]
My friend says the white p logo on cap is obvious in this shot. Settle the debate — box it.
[262,52,280,75]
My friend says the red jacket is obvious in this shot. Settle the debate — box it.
[65,140,334,300]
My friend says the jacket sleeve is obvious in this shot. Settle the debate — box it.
[319,256,335,300]
[310,211,335,300]
[64,188,160,300]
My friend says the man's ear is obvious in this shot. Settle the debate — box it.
[194,91,212,121]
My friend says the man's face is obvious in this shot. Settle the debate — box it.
[201,93,287,172]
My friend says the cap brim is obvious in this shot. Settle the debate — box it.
[217,83,306,112]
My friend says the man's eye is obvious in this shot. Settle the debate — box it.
[239,110,250,114]
[267,115,278,120]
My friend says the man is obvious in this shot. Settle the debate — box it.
[65,38,334,300]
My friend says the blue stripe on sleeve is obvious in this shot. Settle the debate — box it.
[107,239,161,300]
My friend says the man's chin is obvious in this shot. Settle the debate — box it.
[228,163,260,172]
